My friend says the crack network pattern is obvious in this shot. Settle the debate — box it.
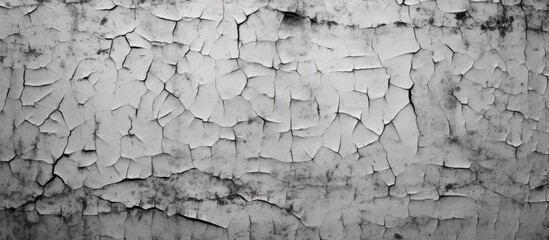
[0,0,548,239]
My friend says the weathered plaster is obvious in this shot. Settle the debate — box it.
[0,0,548,239]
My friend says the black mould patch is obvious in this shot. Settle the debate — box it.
[455,12,467,21]
[281,12,306,26]
[24,48,41,57]
[394,21,408,27]
[444,183,455,190]
[449,136,461,145]
[62,0,91,4]
[326,21,338,28]
[96,49,109,55]
[480,15,515,37]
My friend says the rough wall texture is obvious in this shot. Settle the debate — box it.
[0,0,548,239]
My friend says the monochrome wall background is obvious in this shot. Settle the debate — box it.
[0,0,548,239]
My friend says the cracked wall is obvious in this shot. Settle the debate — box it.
[0,0,548,239]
